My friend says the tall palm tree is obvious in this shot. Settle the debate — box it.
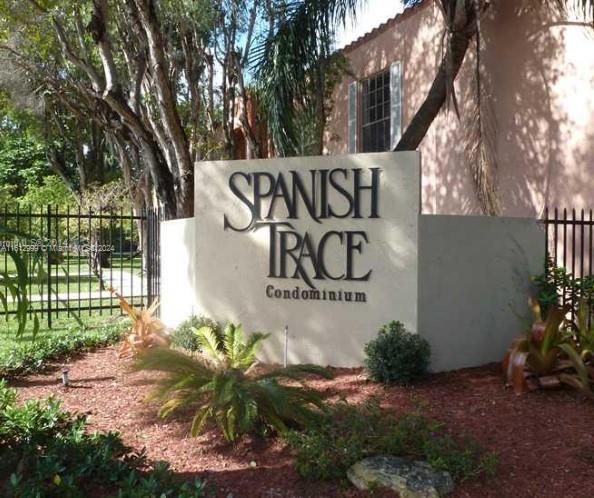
[254,0,594,212]
[252,0,365,157]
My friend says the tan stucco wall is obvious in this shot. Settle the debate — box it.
[324,0,594,216]
[418,214,544,371]
[160,153,545,371]
[191,152,421,367]
[160,217,197,328]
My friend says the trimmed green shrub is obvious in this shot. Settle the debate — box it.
[170,315,221,352]
[284,398,497,483]
[0,380,209,497]
[0,322,125,378]
[364,321,431,385]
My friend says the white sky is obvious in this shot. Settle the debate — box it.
[335,0,405,49]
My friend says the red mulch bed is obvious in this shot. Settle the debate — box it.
[9,347,594,498]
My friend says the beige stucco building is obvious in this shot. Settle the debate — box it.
[324,0,594,216]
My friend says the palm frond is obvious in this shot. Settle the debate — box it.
[236,332,270,368]
[194,326,223,365]
[257,364,333,381]
[147,372,212,404]
[135,324,329,442]
[133,347,210,377]
[580,0,594,20]
[223,322,244,366]
[251,0,365,156]
[551,0,594,22]
[157,397,187,418]
[111,290,169,358]
[252,379,325,429]
[190,406,211,437]
[463,52,500,215]
[558,343,594,398]
[212,373,237,405]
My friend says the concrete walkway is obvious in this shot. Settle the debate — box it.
[26,269,146,303]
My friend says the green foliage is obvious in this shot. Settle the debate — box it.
[284,398,497,483]
[135,322,331,442]
[0,321,125,378]
[364,321,431,385]
[0,122,50,197]
[0,381,209,497]
[573,299,594,361]
[517,260,594,397]
[533,257,594,320]
[252,0,362,156]
[0,184,15,205]
[0,225,45,336]
[170,315,221,352]
[9,177,77,250]
[18,176,76,211]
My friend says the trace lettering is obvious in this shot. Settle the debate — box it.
[223,167,380,290]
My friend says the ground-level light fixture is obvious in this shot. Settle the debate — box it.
[61,367,70,387]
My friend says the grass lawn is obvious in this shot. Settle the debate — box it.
[1,255,143,277]
[1,253,146,314]
[1,315,110,350]
[7,274,103,295]
[3,297,147,316]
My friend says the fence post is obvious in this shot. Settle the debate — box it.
[147,208,153,307]
[145,206,162,312]
[156,206,161,311]
[544,206,549,268]
[46,205,52,329]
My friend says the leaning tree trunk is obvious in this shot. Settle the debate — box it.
[89,226,111,291]
[395,32,471,151]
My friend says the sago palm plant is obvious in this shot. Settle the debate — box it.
[134,323,331,442]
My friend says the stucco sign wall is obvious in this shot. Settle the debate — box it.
[193,152,421,366]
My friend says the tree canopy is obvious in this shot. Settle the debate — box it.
[2,0,592,218]
[0,0,355,219]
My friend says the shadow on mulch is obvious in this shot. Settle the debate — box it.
[12,375,116,388]
[174,467,397,498]
[9,346,594,498]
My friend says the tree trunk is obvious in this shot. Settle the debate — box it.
[46,148,80,199]
[84,0,179,219]
[395,32,471,151]
[137,137,177,219]
[133,0,194,218]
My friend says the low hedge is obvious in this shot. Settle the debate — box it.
[0,380,209,497]
[284,398,498,483]
[0,321,126,378]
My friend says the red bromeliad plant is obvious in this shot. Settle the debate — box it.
[503,300,593,398]
[110,288,170,358]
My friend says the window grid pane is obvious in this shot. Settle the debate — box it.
[361,69,391,153]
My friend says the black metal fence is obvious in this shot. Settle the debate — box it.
[1,205,162,327]
[146,207,162,308]
[542,207,594,279]
[541,207,594,323]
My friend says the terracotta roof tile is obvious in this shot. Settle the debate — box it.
[341,0,429,53]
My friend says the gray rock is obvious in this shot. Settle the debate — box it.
[347,455,454,498]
